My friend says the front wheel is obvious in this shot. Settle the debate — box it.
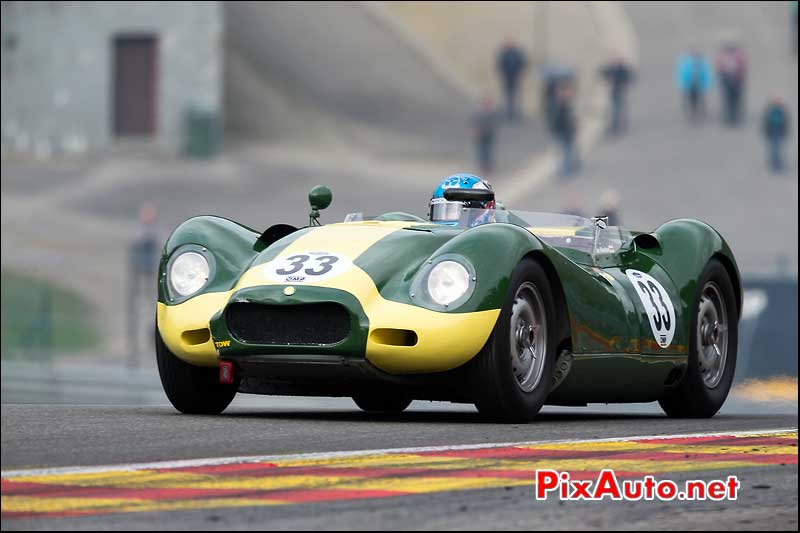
[659,259,738,418]
[470,257,558,421]
[156,330,238,414]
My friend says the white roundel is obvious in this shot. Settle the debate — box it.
[626,269,676,348]
[264,251,351,283]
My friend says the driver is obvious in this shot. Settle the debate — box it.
[429,173,496,226]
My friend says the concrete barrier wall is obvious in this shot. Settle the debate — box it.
[737,277,798,381]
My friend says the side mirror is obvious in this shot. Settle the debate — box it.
[308,185,332,226]
[443,188,495,203]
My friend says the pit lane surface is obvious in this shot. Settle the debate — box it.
[1,404,797,530]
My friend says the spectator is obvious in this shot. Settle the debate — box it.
[551,82,580,178]
[598,189,622,226]
[541,66,577,132]
[496,38,528,121]
[128,202,160,365]
[762,97,790,173]
[600,55,635,136]
[131,202,159,276]
[675,49,713,122]
[472,96,499,175]
[715,42,747,125]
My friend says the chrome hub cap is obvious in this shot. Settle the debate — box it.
[509,282,547,392]
[697,281,728,388]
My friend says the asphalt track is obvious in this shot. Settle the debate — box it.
[1,404,797,530]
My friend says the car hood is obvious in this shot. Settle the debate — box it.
[243,221,462,293]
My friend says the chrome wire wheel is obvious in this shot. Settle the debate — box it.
[697,281,729,388]
[509,281,547,393]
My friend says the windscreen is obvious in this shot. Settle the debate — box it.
[457,208,634,254]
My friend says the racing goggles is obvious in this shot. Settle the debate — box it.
[430,199,464,223]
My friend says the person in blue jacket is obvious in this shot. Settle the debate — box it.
[675,49,713,122]
[762,97,791,173]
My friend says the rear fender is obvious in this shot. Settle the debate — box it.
[652,219,741,317]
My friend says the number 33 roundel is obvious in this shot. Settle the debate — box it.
[265,251,352,283]
[626,269,676,349]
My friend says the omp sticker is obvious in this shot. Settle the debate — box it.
[264,251,351,283]
[626,269,676,348]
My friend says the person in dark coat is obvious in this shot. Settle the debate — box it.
[496,39,528,121]
[715,43,747,126]
[472,96,500,175]
[600,56,635,135]
[762,97,790,173]
[551,82,580,177]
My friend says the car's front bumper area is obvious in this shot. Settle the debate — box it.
[156,283,499,375]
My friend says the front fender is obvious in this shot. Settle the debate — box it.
[355,223,543,313]
[158,216,263,304]
[422,223,545,312]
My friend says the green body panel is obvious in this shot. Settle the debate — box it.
[602,263,687,356]
[542,250,638,354]
[612,218,740,357]
[546,354,686,405]
[355,223,548,313]
[543,218,739,402]
[157,213,740,405]
[158,216,260,304]
[158,216,312,304]
[651,219,741,313]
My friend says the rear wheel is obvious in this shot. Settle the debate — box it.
[352,394,412,413]
[471,257,558,421]
[156,330,238,414]
[659,259,738,418]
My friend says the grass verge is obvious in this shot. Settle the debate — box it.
[1,269,99,360]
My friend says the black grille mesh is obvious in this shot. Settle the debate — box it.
[226,303,351,345]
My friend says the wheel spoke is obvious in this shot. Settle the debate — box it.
[696,282,728,388]
[509,282,547,393]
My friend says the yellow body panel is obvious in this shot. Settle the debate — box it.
[157,222,500,373]
[528,226,582,237]
[157,293,229,367]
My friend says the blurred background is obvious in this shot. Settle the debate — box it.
[1,1,797,408]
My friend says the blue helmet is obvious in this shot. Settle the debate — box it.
[429,173,495,225]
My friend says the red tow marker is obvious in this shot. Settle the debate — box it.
[219,361,235,385]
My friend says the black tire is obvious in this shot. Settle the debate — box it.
[352,393,412,413]
[659,259,738,418]
[470,257,558,421]
[156,330,238,414]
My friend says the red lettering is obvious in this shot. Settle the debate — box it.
[593,470,622,500]
[571,480,593,499]
[535,470,559,500]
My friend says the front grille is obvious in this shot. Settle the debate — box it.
[225,302,351,345]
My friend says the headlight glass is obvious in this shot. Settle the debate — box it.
[426,260,470,306]
[169,252,209,297]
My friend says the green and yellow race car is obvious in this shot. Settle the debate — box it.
[155,183,740,421]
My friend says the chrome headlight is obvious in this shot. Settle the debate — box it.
[169,251,210,297]
[427,261,470,306]
[411,255,476,310]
